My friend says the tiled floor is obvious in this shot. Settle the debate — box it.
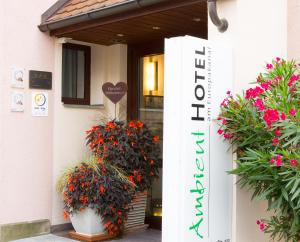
[12,229,161,242]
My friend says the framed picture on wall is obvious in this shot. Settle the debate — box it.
[11,67,26,89]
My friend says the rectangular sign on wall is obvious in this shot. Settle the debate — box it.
[163,36,233,242]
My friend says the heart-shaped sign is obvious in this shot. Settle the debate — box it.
[102,82,128,104]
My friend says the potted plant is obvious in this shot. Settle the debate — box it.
[86,120,161,229]
[57,157,135,237]
[218,58,300,241]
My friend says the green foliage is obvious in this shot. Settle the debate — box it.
[218,58,300,241]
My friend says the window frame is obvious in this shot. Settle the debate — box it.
[61,43,91,105]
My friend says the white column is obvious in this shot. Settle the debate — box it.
[208,1,287,242]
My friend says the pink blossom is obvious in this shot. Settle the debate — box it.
[272,138,279,146]
[224,133,233,139]
[253,99,265,111]
[274,76,282,84]
[245,86,264,100]
[260,81,272,91]
[276,155,283,167]
[269,157,276,165]
[290,159,298,167]
[289,109,297,116]
[281,112,287,120]
[263,109,279,127]
[274,128,281,137]
[226,91,231,95]
[221,98,228,107]
[260,223,265,231]
[288,75,299,87]
[222,119,228,125]
[266,64,273,69]
[217,129,224,135]
[256,220,261,225]
[276,57,281,63]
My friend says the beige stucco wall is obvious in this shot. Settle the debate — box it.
[288,0,300,61]
[209,0,287,242]
[0,0,57,224]
[51,41,127,225]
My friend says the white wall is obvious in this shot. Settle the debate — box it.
[0,0,57,224]
[209,1,287,242]
[52,41,127,225]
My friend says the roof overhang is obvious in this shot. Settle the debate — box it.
[40,0,208,46]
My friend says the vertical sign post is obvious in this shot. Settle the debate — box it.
[163,36,233,242]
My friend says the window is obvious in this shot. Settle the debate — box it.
[62,43,91,105]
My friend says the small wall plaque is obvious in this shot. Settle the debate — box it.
[29,70,52,90]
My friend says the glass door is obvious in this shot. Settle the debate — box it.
[139,54,164,226]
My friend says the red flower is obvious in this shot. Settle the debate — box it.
[288,75,299,87]
[266,63,273,69]
[281,112,286,120]
[290,159,298,167]
[224,133,233,139]
[129,121,136,128]
[253,99,265,111]
[99,185,106,194]
[153,136,159,142]
[128,175,134,183]
[276,155,283,167]
[272,138,279,146]
[269,157,275,165]
[263,109,279,127]
[217,129,224,135]
[259,222,265,231]
[222,119,228,125]
[137,121,144,128]
[68,185,75,192]
[63,211,69,220]
[107,122,116,129]
[274,128,281,137]
[245,86,264,100]
[136,174,142,182]
[260,81,272,91]
[289,109,297,116]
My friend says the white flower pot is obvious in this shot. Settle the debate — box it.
[70,208,105,235]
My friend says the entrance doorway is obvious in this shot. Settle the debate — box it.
[127,41,164,229]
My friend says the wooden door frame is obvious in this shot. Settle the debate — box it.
[127,40,164,120]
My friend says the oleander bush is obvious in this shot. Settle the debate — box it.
[218,58,300,242]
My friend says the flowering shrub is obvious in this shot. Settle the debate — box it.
[86,120,161,192]
[218,59,300,241]
[57,158,135,236]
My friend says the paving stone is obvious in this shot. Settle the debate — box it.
[11,229,161,242]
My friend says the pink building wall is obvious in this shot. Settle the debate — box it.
[0,0,57,224]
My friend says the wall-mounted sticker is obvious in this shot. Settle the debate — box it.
[32,92,48,117]
[11,67,25,88]
[11,91,25,112]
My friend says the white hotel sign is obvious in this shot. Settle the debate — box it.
[162,36,233,242]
